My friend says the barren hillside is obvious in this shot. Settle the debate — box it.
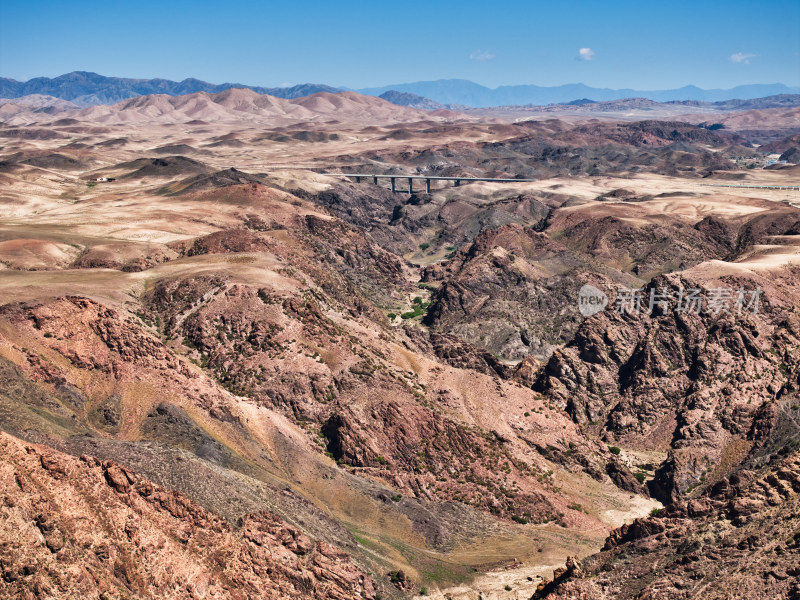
[0,88,798,599]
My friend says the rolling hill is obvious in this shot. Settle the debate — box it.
[0,88,452,127]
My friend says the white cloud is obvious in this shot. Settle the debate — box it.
[578,47,595,61]
[469,50,496,62]
[730,52,756,64]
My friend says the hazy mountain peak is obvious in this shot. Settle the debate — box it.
[378,90,446,110]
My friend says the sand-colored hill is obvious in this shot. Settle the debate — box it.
[0,94,81,123]
[679,105,800,132]
[0,88,452,127]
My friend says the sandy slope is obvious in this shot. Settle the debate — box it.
[0,88,459,127]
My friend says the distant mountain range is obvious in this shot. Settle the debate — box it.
[0,72,340,107]
[473,94,800,114]
[1,72,799,108]
[358,79,800,107]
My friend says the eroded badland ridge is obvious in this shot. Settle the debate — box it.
[0,88,799,599]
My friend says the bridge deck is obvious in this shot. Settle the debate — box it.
[334,173,537,182]
[699,184,799,190]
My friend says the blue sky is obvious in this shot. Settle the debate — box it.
[1,0,798,89]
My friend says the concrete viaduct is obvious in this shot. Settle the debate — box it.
[333,173,537,193]
[698,183,800,191]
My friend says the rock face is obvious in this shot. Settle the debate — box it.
[148,279,587,524]
[534,271,800,502]
[546,211,733,279]
[0,431,375,600]
[301,182,555,258]
[422,223,635,361]
[414,203,759,363]
[540,451,800,600]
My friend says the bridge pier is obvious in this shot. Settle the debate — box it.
[336,173,538,192]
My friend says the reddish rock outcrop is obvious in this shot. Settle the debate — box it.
[0,431,376,600]
[541,452,800,599]
[535,271,800,502]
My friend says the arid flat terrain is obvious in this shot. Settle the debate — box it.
[0,89,799,599]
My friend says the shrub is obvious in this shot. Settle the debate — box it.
[634,472,646,483]
[401,301,431,319]
[419,242,430,250]
[391,494,402,502]
[608,446,621,455]
[511,515,529,524]
[650,507,662,517]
